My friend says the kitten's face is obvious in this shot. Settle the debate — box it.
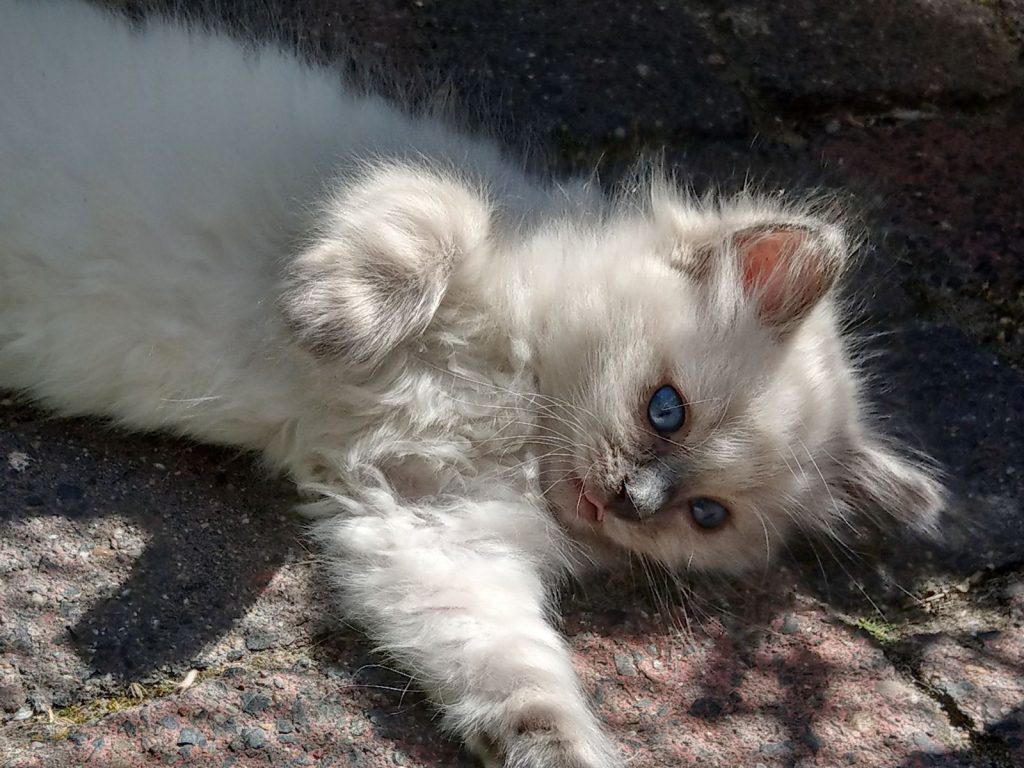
[529,193,943,572]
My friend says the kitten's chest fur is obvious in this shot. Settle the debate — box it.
[280,313,547,510]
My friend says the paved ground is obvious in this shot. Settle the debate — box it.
[2,1,1023,766]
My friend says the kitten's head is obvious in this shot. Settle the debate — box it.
[523,184,945,572]
[283,163,944,575]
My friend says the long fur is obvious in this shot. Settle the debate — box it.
[0,3,945,766]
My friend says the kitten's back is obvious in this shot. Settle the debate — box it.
[0,0,401,441]
[0,0,534,445]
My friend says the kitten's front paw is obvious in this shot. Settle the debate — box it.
[467,711,621,768]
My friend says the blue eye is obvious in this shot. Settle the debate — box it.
[690,497,729,529]
[646,385,686,432]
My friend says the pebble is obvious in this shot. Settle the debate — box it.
[760,740,794,757]
[291,699,310,728]
[241,727,266,750]
[912,732,947,755]
[613,653,637,676]
[244,631,280,652]
[276,718,294,734]
[6,451,30,471]
[688,697,723,719]
[392,750,409,765]
[241,692,272,715]
[159,715,180,730]
[27,693,49,714]
[0,684,25,713]
[177,728,206,747]
[780,614,800,634]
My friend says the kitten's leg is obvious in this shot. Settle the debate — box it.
[310,504,620,768]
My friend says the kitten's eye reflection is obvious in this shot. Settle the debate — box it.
[690,497,729,529]
[647,385,685,433]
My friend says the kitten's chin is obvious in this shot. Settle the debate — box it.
[549,477,605,528]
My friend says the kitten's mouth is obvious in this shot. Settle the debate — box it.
[569,477,605,523]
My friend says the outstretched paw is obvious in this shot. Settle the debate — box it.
[467,709,621,768]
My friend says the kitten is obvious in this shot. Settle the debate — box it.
[0,2,944,766]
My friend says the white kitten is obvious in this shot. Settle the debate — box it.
[0,2,944,766]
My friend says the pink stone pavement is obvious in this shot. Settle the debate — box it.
[3,1,1023,766]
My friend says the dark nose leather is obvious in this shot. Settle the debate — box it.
[607,462,676,520]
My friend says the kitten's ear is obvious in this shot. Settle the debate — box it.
[731,224,845,331]
[840,438,946,534]
[281,164,491,368]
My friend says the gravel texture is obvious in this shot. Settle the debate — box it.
[2,1,1023,766]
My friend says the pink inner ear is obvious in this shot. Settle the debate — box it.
[737,229,821,325]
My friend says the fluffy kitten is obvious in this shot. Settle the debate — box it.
[0,2,944,766]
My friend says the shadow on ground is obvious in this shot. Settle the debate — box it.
[1,399,299,680]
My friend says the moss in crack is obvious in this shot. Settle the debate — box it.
[40,644,312,738]
[850,616,900,646]
[53,694,147,727]
[49,675,206,732]
[834,609,910,647]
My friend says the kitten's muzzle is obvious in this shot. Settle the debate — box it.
[606,462,677,521]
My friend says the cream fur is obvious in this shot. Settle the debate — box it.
[0,3,944,766]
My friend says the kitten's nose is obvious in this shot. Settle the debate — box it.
[607,463,676,521]
[607,483,643,519]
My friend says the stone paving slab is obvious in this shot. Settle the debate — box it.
[3,1,1024,767]
[865,322,1024,574]
[816,111,1024,361]
[0,559,985,768]
[708,0,1021,109]
[111,0,752,141]
[918,633,1024,763]
[388,0,751,140]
